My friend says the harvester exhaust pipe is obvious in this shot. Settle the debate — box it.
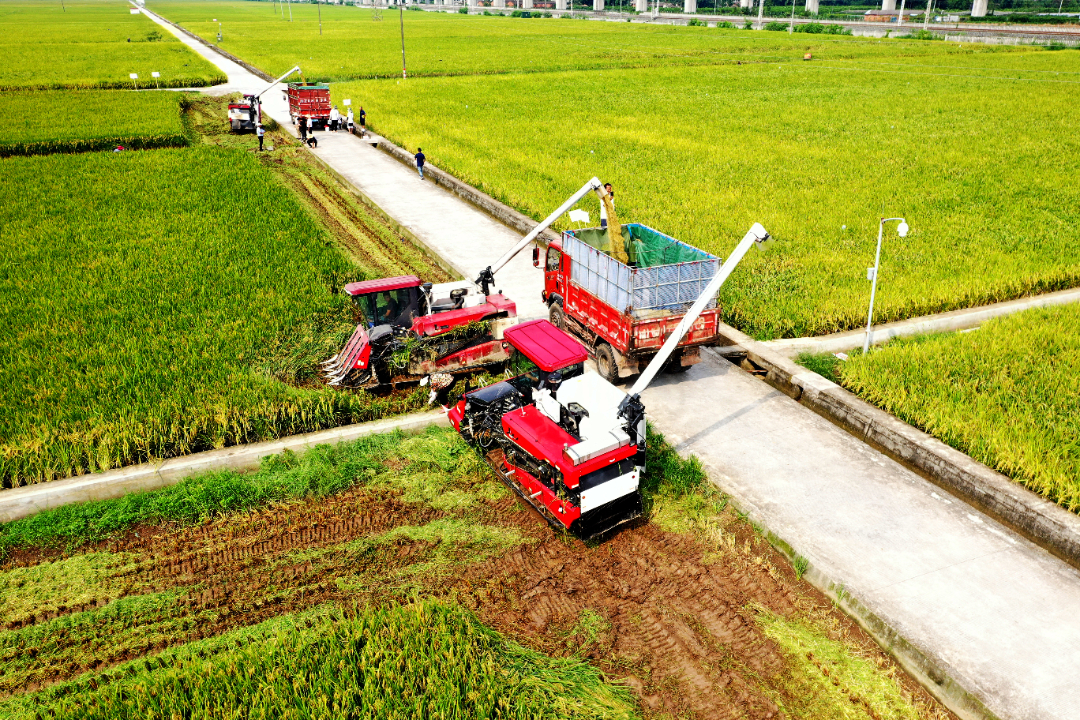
[476,176,604,295]
[619,223,772,417]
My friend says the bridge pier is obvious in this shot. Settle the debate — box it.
[881,0,895,9]
[523,0,533,7]
[593,0,604,9]
[494,0,505,8]
[635,0,648,10]
[805,0,818,12]
[683,0,696,11]
[970,0,987,16]
[739,0,751,8]
[555,0,566,9]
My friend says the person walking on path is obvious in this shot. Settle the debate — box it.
[415,148,426,179]
[347,107,355,134]
[298,116,308,143]
[359,106,366,135]
[600,182,614,228]
[257,124,265,152]
[329,106,341,132]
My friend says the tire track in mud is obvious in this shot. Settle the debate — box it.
[462,519,796,720]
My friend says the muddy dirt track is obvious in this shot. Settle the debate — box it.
[3,482,952,719]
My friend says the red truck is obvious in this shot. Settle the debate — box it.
[538,223,725,383]
[287,82,331,129]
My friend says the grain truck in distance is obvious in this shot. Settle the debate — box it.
[538,221,737,383]
[228,65,302,132]
[451,223,773,540]
[323,178,616,390]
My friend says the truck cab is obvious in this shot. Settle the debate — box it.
[449,319,644,539]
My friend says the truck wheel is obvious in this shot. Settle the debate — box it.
[664,352,691,374]
[595,343,618,384]
[549,303,566,330]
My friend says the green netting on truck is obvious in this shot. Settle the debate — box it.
[571,224,711,269]
[563,224,721,317]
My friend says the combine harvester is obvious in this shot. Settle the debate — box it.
[324,178,620,391]
[227,65,302,132]
[450,223,773,539]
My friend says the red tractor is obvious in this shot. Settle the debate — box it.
[451,223,773,540]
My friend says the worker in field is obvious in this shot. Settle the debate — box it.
[600,182,614,229]
[347,107,355,134]
[257,123,265,152]
[359,106,366,135]
[415,147,426,179]
[298,116,308,144]
[329,105,341,132]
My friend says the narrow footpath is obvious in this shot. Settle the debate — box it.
[144,10,1080,719]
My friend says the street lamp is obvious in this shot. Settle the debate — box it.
[862,217,908,354]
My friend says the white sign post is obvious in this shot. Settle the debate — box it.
[151,71,161,89]
[129,73,139,90]
[343,98,351,106]
[129,8,140,14]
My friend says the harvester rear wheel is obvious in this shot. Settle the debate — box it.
[595,343,618,384]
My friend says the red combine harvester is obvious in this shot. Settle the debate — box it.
[323,178,624,392]
[287,82,331,129]
[452,223,773,540]
[228,65,302,132]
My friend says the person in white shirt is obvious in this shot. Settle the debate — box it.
[256,124,265,151]
[329,106,340,132]
[346,108,354,134]
[600,182,614,229]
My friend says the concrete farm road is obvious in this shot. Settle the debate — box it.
[141,9,1080,719]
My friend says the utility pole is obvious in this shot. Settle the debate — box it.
[318,0,323,34]
[923,0,932,29]
[789,0,796,31]
[288,0,292,21]
[756,0,764,28]
[399,0,407,78]
[897,0,906,26]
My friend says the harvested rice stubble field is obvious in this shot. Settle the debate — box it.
[0,427,954,720]
[0,0,225,90]
[800,304,1080,512]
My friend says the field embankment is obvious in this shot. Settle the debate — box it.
[798,304,1080,512]
[0,0,225,90]
[0,91,190,157]
[0,426,954,720]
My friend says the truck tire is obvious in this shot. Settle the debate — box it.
[595,343,618,384]
[663,352,692,374]
[549,303,566,330]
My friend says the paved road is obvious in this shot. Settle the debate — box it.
[145,11,1080,718]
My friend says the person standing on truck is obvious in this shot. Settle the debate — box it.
[257,124,265,152]
[415,148,426,179]
[600,182,614,229]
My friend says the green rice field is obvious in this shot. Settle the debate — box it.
[0,147,424,487]
[800,305,1080,511]
[152,1,1080,339]
[0,90,189,156]
[0,0,225,90]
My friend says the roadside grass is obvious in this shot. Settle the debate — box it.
[800,305,1080,511]
[0,145,434,487]
[0,0,225,90]
[22,601,639,720]
[0,427,445,557]
[338,58,1080,339]
[1,90,189,157]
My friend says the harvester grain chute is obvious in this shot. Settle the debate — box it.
[323,177,615,391]
[450,223,773,540]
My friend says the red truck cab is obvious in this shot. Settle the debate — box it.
[540,224,724,382]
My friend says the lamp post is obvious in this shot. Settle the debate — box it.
[863,217,909,354]
[399,0,407,78]
[789,0,796,32]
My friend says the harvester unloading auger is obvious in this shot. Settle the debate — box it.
[450,223,773,540]
[322,177,615,391]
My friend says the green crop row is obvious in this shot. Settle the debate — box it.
[335,52,1080,338]
[11,601,638,720]
[805,305,1080,511]
[151,0,1024,81]
[0,147,427,487]
[0,0,226,90]
[1,91,189,157]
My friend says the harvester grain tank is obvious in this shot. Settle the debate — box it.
[451,223,773,540]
